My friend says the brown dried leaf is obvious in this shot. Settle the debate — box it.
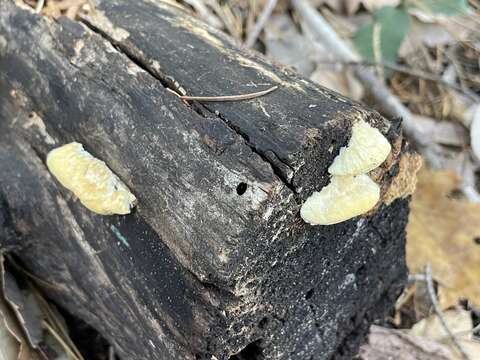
[265,14,316,76]
[360,325,453,360]
[0,297,21,360]
[344,0,361,15]
[408,308,472,342]
[406,169,480,308]
[0,255,41,360]
[408,309,480,360]
[310,67,364,100]
[2,272,44,348]
[323,0,345,12]
[399,21,455,57]
[411,115,468,147]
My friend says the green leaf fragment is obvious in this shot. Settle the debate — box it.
[410,0,468,16]
[353,6,411,65]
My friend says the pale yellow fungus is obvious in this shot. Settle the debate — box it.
[46,142,136,215]
[328,120,391,175]
[300,175,380,225]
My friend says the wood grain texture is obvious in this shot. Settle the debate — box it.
[0,1,410,359]
[81,0,400,195]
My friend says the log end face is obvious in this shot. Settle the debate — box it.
[293,107,404,205]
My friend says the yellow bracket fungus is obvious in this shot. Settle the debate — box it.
[300,175,380,225]
[46,142,137,215]
[301,120,392,225]
[328,120,391,176]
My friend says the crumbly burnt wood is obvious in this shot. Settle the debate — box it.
[0,1,412,359]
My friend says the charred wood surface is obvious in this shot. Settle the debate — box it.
[0,1,410,359]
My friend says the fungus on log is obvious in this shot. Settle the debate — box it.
[0,0,417,359]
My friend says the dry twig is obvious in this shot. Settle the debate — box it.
[425,265,471,360]
[292,0,425,147]
[292,0,480,200]
[43,320,84,360]
[244,0,278,47]
[316,60,479,102]
[179,85,278,101]
[31,285,84,360]
[35,0,45,13]
[108,346,116,360]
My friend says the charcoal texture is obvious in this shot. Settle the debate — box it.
[0,1,409,359]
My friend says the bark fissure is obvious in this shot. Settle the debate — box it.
[79,18,182,94]
[208,109,296,189]
[79,17,297,194]
[0,3,411,358]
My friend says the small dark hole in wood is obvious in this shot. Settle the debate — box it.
[349,314,359,327]
[236,182,247,195]
[356,264,367,278]
[258,317,268,329]
[380,236,388,248]
[229,339,263,360]
[474,237,480,245]
[305,288,314,300]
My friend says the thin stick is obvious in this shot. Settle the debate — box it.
[316,59,479,102]
[32,286,84,360]
[292,0,480,201]
[395,60,478,100]
[408,273,449,288]
[179,85,278,102]
[425,265,471,360]
[244,0,278,47]
[43,320,83,360]
[35,0,46,13]
[291,0,439,153]
[109,346,116,360]
[6,255,60,290]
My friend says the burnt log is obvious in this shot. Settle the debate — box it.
[0,0,412,359]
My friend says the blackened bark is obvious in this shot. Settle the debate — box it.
[0,1,409,359]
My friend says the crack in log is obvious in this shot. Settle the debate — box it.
[190,103,297,195]
[79,18,184,95]
[204,108,297,195]
[79,18,297,195]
